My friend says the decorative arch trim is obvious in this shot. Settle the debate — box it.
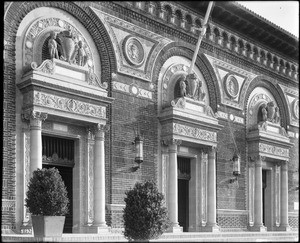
[4,1,117,85]
[152,42,221,111]
[244,75,290,128]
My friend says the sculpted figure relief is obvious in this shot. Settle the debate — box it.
[179,78,187,97]
[258,101,280,124]
[273,106,280,124]
[77,40,87,67]
[48,31,59,59]
[266,101,275,122]
[47,29,89,67]
[185,73,206,101]
[261,103,268,122]
[57,30,78,64]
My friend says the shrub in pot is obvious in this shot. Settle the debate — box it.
[123,180,170,241]
[25,167,69,237]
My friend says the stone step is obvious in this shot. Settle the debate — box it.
[2,231,298,242]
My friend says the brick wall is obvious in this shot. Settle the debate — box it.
[108,74,158,227]
[216,108,247,211]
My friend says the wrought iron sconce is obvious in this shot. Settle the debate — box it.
[229,152,241,183]
[133,133,143,165]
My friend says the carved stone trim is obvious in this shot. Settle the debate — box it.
[31,60,55,74]
[28,91,106,119]
[259,143,289,157]
[173,123,217,142]
[171,97,186,108]
[112,81,153,99]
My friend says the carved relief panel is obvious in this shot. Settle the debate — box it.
[204,54,257,110]
[24,17,94,72]
[91,6,172,82]
[160,56,209,109]
[278,84,299,127]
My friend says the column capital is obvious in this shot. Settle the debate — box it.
[96,124,110,139]
[162,138,182,146]
[89,123,110,133]
[210,146,217,153]
[22,110,48,122]
[281,160,288,171]
[200,147,209,154]
[249,155,265,164]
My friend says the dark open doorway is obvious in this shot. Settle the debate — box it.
[177,157,191,232]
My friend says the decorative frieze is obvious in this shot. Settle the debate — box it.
[112,81,153,99]
[259,143,289,157]
[162,123,217,143]
[216,111,244,124]
[24,91,106,119]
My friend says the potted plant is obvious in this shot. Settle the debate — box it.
[123,180,170,242]
[25,167,69,237]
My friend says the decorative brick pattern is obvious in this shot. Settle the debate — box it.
[217,214,248,229]
[289,216,299,229]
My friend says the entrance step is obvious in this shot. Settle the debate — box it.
[2,231,298,242]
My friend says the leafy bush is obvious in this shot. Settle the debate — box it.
[123,180,170,241]
[25,167,69,216]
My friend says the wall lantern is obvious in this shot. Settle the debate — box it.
[230,151,241,183]
[133,133,143,165]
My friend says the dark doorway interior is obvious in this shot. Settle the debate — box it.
[262,169,267,225]
[178,179,189,232]
[177,157,191,232]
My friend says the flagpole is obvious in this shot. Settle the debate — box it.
[188,1,214,74]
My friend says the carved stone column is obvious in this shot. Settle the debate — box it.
[22,110,47,177]
[165,138,182,232]
[278,160,291,231]
[251,156,266,231]
[203,146,219,232]
[88,124,110,233]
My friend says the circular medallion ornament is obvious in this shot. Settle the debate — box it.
[123,36,145,67]
[26,41,33,49]
[292,99,299,119]
[129,84,139,96]
[224,74,239,99]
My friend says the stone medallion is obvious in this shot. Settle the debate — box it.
[224,74,239,99]
[292,99,299,119]
[122,36,145,67]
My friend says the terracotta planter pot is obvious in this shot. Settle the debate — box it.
[32,215,65,237]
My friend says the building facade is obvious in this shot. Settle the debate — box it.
[3,1,299,234]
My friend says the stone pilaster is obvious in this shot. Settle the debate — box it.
[278,160,291,231]
[202,146,219,232]
[251,156,266,232]
[164,138,182,233]
[87,123,110,233]
[22,110,47,177]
